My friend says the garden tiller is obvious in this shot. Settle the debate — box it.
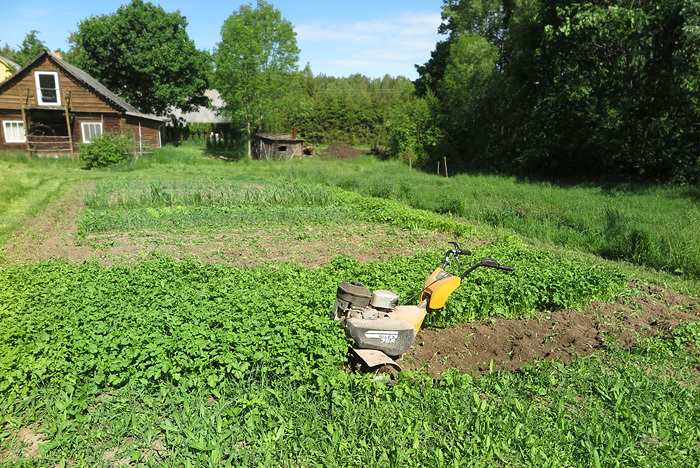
[331,242,514,369]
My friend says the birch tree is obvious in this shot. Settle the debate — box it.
[213,0,300,157]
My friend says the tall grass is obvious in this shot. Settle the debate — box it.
[84,179,335,209]
[252,157,700,279]
[78,178,476,238]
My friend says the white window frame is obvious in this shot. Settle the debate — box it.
[81,122,103,143]
[3,120,26,143]
[34,71,61,106]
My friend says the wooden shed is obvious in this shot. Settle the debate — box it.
[251,133,305,161]
[0,51,167,159]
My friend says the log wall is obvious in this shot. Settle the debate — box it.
[0,55,116,113]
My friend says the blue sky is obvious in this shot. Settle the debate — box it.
[0,1,445,79]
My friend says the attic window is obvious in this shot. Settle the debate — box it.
[35,71,61,105]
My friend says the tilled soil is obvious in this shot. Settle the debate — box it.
[403,281,700,378]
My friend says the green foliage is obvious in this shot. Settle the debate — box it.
[415,0,506,96]
[76,177,476,238]
[6,30,47,66]
[1,151,699,466]
[513,0,698,181]
[385,94,442,163]
[0,258,349,398]
[79,132,136,169]
[433,33,500,168]
[0,240,626,400]
[0,252,690,466]
[214,0,300,156]
[287,73,416,147]
[419,0,700,183]
[234,155,700,279]
[427,239,627,325]
[69,0,211,116]
[164,121,242,144]
[3,345,699,466]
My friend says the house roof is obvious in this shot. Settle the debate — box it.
[0,56,20,70]
[0,56,21,84]
[170,89,227,124]
[0,50,167,122]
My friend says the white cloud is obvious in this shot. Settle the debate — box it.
[295,11,442,78]
[297,11,440,43]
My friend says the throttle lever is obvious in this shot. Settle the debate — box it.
[481,257,514,271]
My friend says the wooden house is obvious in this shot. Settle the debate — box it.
[251,132,305,161]
[0,51,167,159]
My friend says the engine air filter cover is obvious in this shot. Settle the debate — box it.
[370,290,399,310]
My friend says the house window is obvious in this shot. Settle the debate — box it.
[3,121,26,143]
[81,122,103,143]
[34,71,61,105]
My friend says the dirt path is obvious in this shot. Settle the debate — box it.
[1,180,92,263]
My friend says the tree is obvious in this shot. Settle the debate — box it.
[274,70,414,147]
[10,30,47,66]
[386,95,442,165]
[213,0,300,157]
[69,0,210,117]
[435,34,500,164]
[418,0,700,182]
[512,0,698,180]
[0,42,17,75]
[416,0,509,96]
[414,40,451,97]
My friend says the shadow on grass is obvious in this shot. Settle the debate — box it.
[203,139,247,162]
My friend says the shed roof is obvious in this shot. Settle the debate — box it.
[254,133,304,143]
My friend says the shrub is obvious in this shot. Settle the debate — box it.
[79,132,135,169]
